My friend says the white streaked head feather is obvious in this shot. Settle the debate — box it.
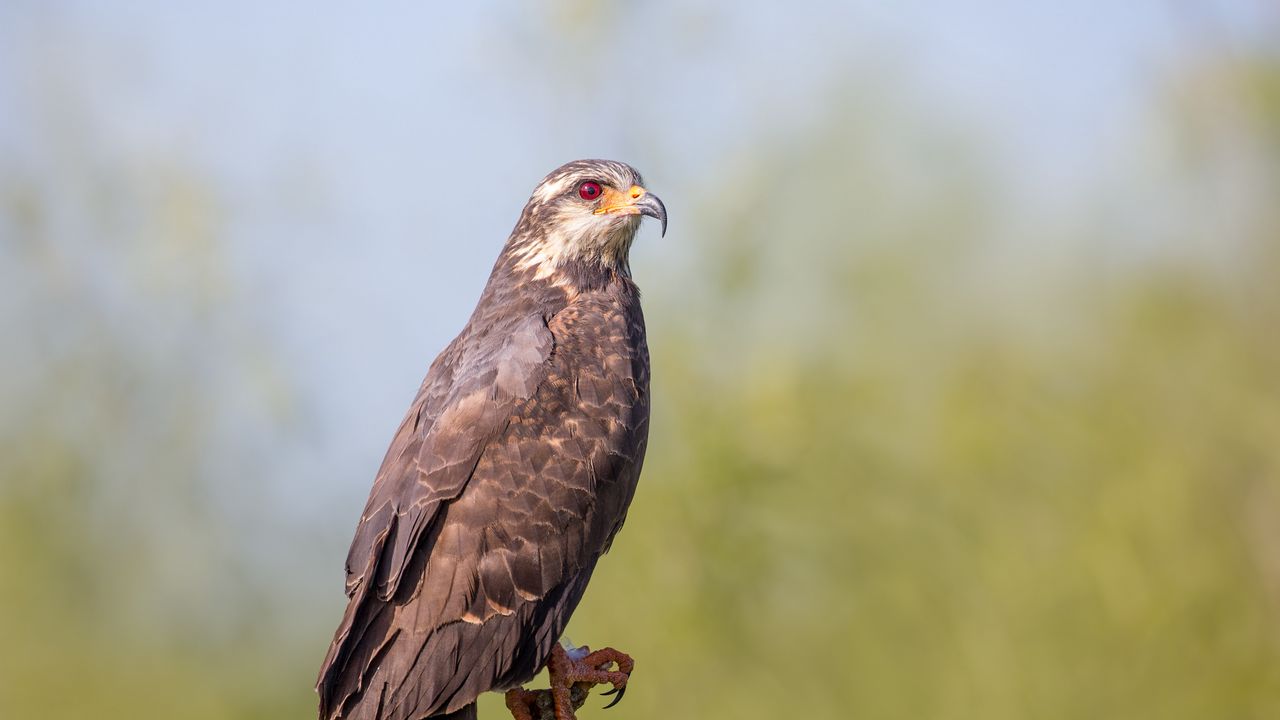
[530,175,577,206]
[508,160,647,279]
[512,211,640,279]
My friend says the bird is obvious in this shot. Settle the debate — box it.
[316,159,666,720]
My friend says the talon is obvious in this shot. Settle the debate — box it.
[540,644,634,720]
[602,686,626,709]
[504,687,541,720]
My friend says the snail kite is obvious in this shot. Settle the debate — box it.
[317,160,667,720]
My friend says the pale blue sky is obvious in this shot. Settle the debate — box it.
[1,0,1272,549]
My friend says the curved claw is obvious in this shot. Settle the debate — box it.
[602,686,626,709]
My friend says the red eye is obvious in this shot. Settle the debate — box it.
[578,181,602,200]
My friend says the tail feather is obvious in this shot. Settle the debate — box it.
[431,702,477,720]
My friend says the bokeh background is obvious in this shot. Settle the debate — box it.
[3,2,1280,718]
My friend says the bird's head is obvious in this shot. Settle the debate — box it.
[507,159,666,280]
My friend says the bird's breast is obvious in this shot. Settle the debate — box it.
[546,287,648,394]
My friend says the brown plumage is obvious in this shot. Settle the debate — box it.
[317,160,666,720]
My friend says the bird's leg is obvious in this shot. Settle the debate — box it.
[503,644,634,720]
[547,644,634,720]
[504,687,542,720]
[503,681,591,720]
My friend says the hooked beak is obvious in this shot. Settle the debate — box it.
[595,184,668,237]
[633,192,667,237]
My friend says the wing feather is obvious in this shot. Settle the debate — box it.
[318,286,650,720]
[343,312,555,600]
[318,312,554,716]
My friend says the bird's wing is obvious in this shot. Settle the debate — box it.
[342,311,556,602]
[318,296,650,720]
[317,311,556,718]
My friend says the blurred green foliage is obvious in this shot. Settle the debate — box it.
[4,25,1280,720]
[505,55,1280,720]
